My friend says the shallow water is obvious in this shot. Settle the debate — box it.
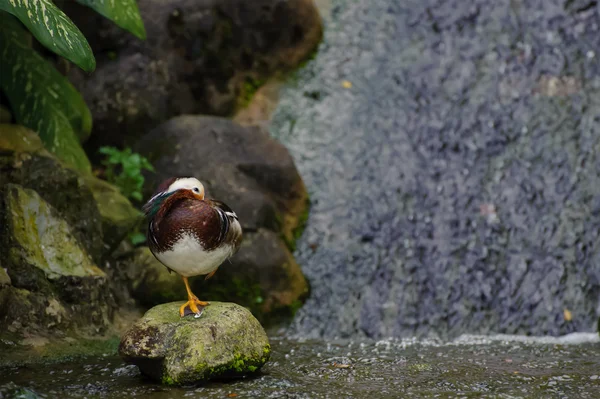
[2,334,599,398]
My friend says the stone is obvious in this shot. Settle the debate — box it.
[65,0,323,152]
[2,184,105,280]
[0,184,115,335]
[135,115,308,243]
[0,127,105,261]
[81,175,143,253]
[125,246,186,307]
[200,229,308,318]
[0,124,51,156]
[119,302,270,385]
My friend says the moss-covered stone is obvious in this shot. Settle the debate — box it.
[125,247,186,307]
[0,124,51,156]
[0,184,118,341]
[81,175,143,252]
[119,302,270,386]
[3,184,105,280]
[0,129,105,261]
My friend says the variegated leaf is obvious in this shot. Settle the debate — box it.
[0,14,92,173]
[0,0,95,72]
[77,0,146,40]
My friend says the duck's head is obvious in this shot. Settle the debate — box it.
[143,177,205,216]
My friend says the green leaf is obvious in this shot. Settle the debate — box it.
[76,0,146,40]
[0,1,95,72]
[0,13,91,173]
[128,231,146,245]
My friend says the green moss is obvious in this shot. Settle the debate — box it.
[282,196,311,252]
[289,299,304,316]
[5,184,105,279]
[296,45,319,69]
[161,375,176,385]
[238,76,265,108]
[202,350,270,380]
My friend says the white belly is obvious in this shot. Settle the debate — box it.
[154,233,233,277]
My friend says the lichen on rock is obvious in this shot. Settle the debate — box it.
[4,184,105,280]
[119,301,271,385]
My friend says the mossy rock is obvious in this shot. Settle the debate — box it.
[2,184,105,280]
[0,184,116,337]
[119,302,270,386]
[81,175,143,252]
[0,127,105,261]
[125,247,186,307]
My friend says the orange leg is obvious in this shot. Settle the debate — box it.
[205,269,218,280]
[179,276,210,317]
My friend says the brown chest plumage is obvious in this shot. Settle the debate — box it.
[147,190,242,255]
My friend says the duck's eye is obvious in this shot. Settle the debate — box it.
[193,187,200,193]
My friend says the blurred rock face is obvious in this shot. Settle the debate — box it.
[271,0,600,338]
[66,0,323,154]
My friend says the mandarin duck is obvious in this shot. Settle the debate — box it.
[142,177,242,318]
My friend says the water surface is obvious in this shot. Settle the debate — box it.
[2,334,599,398]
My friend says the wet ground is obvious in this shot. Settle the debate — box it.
[2,334,599,398]
[270,0,600,339]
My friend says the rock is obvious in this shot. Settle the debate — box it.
[136,115,308,243]
[0,184,115,335]
[132,116,309,318]
[2,184,105,280]
[201,229,308,318]
[0,125,144,260]
[82,175,143,253]
[65,0,323,152]
[119,302,270,385]
[0,124,49,155]
[0,127,142,361]
[125,247,186,307]
[0,126,105,261]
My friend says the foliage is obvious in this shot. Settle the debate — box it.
[0,0,145,172]
[0,14,92,173]
[99,146,154,202]
[128,230,147,246]
[0,0,95,72]
[76,0,146,41]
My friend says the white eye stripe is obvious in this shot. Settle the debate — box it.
[166,177,204,193]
